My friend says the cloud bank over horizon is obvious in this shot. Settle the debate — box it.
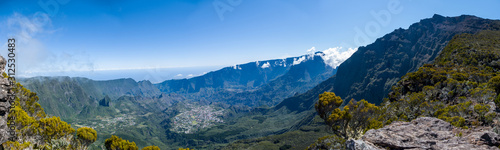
[1,13,96,78]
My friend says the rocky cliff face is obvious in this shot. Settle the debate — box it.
[308,24,500,150]
[347,117,500,150]
[335,14,500,105]
[0,56,11,145]
[276,15,500,113]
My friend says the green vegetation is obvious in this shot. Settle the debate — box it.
[312,30,500,148]
[3,78,75,149]
[307,135,346,150]
[77,127,97,143]
[223,117,330,150]
[142,145,161,150]
[105,135,139,150]
[76,127,97,149]
[3,141,32,150]
[7,21,500,150]
[1,75,101,149]
[381,31,500,127]
[315,92,379,139]
[315,92,343,120]
[17,76,182,149]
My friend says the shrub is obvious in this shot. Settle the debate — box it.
[142,146,160,150]
[75,127,97,149]
[315,93,379,139]
[474,103,490,124]
[77,127,97,143]
[2,141,32,150]
[105,135,138,150]
[485,112,496,125]
[315,92,343,120]
[489,75,500,93]
[38,116,76,140]
[495,94,500,110]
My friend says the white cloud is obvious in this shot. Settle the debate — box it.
[261,62,270,69]
[318,47,357,68]
[1,13,96,77]
[291,46,357,68]
[176,74,183,77]
[187,74,194,77]
[6,12,53,42]
[232,64,242,70]
[293,47,316,66]
[293,56,307,65]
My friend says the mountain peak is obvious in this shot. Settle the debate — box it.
[432,14,444,19]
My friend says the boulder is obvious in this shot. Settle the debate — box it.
[345,139,382,150]
[357,117,500,150]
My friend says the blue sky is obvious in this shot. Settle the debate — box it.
[0,0,499,81]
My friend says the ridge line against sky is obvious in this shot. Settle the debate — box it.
[0,0,499,81]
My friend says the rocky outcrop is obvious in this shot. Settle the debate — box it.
[0,55,12,145]
[345,139,381,150]
[349,117,500,150]
[99,95,111,107]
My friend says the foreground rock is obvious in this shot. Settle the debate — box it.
[352,117,500,150]
[0,55,11,145]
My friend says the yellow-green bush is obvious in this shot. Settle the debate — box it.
[38,116,75,141]
[3,75,75,148]
[315,92,343,120]
[2,141,31,150]
[77,127,97,143]
[316,94,379,139]
[105,135,139,150]
[489,75,500,93]
[75,127,97,149]
[142,146,161,150]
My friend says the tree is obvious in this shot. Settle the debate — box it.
[105,135,138,150]
[315,92,343,120]
[315,92,379,139]
[76,127,97,149]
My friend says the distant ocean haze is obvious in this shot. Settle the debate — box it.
[19,66,224,83]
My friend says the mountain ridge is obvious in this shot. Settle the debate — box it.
[275,14,500,114]
[154,51,350,107]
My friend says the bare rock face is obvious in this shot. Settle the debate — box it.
[352,117,500,150]
[0,55,11,145]
[345,139,382,150]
